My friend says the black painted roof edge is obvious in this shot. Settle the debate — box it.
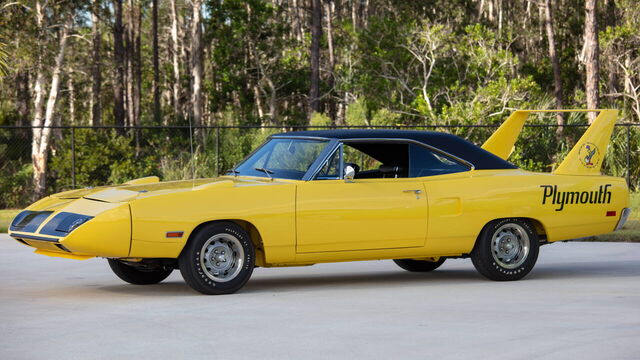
[271,129,517,170]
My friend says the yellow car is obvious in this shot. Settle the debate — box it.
[8,109,631,294]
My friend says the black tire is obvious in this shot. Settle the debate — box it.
[471,218,539,281]
[108,259,173,285]
[393,258,446,272]
[179,222,255,295]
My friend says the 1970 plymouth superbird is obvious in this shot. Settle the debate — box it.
[8,109,631,294]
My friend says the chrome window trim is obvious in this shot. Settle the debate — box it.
[305,137,475,181]
[340,138,474,170]
[270,135,332,141]
[310,143,343,180]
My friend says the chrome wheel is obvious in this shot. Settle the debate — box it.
[199,234,245,282]
[491,223,530,269]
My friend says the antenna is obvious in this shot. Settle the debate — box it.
[188,116,196,187]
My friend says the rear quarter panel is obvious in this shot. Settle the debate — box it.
[423,169,628,255]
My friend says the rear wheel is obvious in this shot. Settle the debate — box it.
[179,222,255,295]
[393,258,445,272]
[108,259,173,285]
[471,218,539,281]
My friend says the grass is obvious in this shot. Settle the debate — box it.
[0,193,639,241]
[0,209,20,233]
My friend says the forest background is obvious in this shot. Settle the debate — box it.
[0,0,639,214]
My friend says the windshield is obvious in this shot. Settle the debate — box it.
[230,138,329,180]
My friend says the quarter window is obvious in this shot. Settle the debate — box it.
[409,144,468,177]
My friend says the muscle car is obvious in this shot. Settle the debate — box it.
[8,109,631,294]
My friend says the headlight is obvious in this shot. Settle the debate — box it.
[10,211,53,232]
[40,212,93,236]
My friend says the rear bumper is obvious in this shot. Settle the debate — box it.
[615,208,632,231]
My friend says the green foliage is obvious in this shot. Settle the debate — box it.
[345,98,368,126]
[1,0,640,209]
[309,112,331,127]
[0,209,21,233]
[370,108,401,126]
[51,130,160,188]
[0,163,32,209]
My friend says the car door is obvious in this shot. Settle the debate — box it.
[295,141,428,253]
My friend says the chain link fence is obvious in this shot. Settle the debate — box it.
[1,124,639,210]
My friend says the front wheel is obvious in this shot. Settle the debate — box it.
[179,222,255,295]
[471,218,539,281]
[108,259,173,285]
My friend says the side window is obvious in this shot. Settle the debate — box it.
[409,144,469,177]
[342,142,408,179]
[343,144,383,173]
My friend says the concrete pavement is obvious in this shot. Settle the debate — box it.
[0,234,639,359]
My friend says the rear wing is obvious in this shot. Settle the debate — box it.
[481,109,618,175]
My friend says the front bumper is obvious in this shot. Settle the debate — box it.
[8,198,132,258]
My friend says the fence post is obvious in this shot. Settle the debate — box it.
[216,126,220,176]
[71,127,76,189]
[627,124,631,188]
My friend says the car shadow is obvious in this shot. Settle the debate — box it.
[243,269,482,294]
[97,281,196,296]
[93,259,640,296]
[94,269,483,297]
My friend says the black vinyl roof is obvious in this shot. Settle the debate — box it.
[272,129,517,170]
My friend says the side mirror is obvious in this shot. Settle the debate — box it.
[344,165,355,182]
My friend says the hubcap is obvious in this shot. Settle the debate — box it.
[491,223,530,269]
[199,234,244,282]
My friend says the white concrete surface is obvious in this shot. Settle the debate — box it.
[0,234,639,360]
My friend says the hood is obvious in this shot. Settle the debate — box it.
[51,176,283,203]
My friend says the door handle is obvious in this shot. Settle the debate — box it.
[403,189,423,199]
[403,189,422,194]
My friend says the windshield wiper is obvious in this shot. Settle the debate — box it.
[254,167,274,180]
[227,169,240,177]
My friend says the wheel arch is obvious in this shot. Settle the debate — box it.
[183,219,267,267]
[473,217,548,250]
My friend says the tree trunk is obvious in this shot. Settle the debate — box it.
[113,0,126,132]
[152,0,161,124]
[351,0,357,29]
[359,0,369,29]
[325,0,336,124]
[32,13,73,199]
[134,3,141,128]
[584,0,600,123]
[190,0,204,128]
[266,77,277,126]
[67,70,75,125]
[253,84,265,121]
[543,0,564,135]
[91,0,102,126]
[605,0,618,95]
[133,2,142,154]
[15,71,30,126]
[291,0,304,41]
[126,0,134,128]
[169,0,182,122]
[32,0,47,136]
[309,0,322,119]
